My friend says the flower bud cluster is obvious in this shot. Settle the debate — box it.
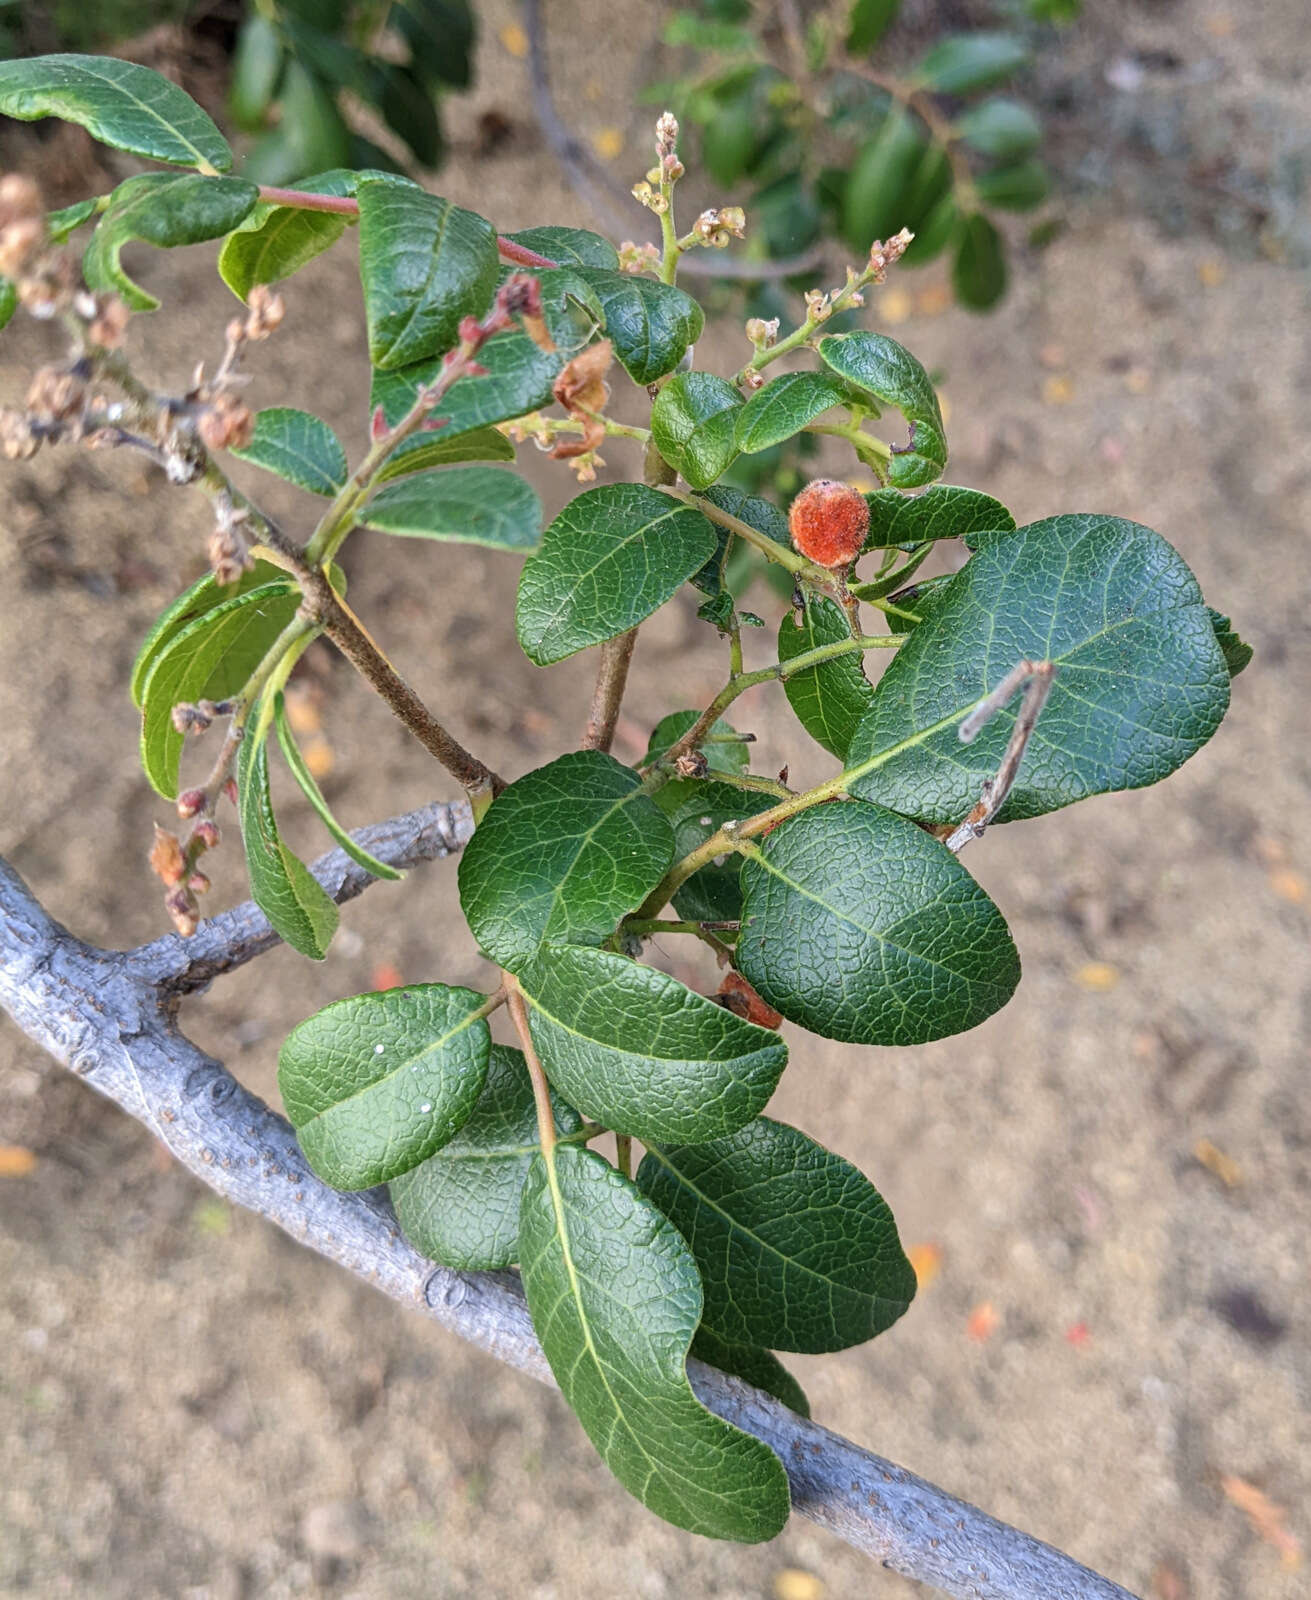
[868,227,914,283]
[689,206,746,250]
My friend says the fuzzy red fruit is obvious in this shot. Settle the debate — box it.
[788,478,870,568]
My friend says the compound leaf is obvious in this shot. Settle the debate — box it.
[361,464,542,552]
[734,371,846,455]
[817,331,946,488]
[778,594,876,759]
[519,1145,790,1541]
[278,981,491,1189]
[231,407,347,495]
[637,1118,916,1353]
[737,801,1020,1044]
[651,371,743,490]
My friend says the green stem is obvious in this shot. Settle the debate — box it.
[849,541,934,602]
[662,486,840,592]
[614,1134,632,1179]
[507,980,556,1159]
[806,420,893,463]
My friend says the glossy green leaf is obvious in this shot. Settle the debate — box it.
[818,331,946,488]
[519,943,787,1144]
[685,485,790,609]
[864,483,1015,549]
[504,225,618,270]
[229,14,284,130]
[84,173,259,312]
[236,732,339,962]
[846,0,901,53]
[953,212,1007,309]
[230,407,347,495]
[357,178,499,369]
[842,107,927,254]
[279,982,491,1189]
[519,1146,790,1541]
[975,158,1050,212]
[138,581,301,798]
[651,372,743,490]
[457,751,674,971]
[46,196,100,243]
[734,372,846,455]
[575,268,704,385]
[374,424,514,479]
[218,168,355,301]
[516,484,716,666]
[638,1118,916,1353]
[738,801,1020,1044]
[244,61,352,183]
[0,53,233,171]
[1208,609,1252,678]
[659,778,774,924]
[644,711,751,776]
[689,1328,809,1417]
[848,515,1232,822]
[394,0,475,88]
[778,594,875,759]
[390,1045,581,1270]
[915,32,1030,95]
[272,696,400,880]
[956,98,1042,160]
[361,465,542,552]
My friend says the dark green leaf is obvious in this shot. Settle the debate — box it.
[46,196,100,243]
[217,168,355,301]
[956,98,1042,160]
[897,143,953,237]
[357,178,499,369]
[738,801,1020,1044]
[975,157,1050,212]
[520,943,787,1144]
[847,515,1232,822]
[272,696,400,880]
[1208,608,1253,678]
[229,14,284,130]
[651,372,743,491]
[374,425,513,478]
[842,107,927,254]
[0,277,15,332]
[915,32,1030,95]
[394,0,475,89]
[660,778,774,924]
[457,751,673,971]
[377,61,443,167]
[864,483,1015,549]
[638,1118,916,1352]
[734,372,846,455]
[361,465,541,552]
[237,732,339,961]
[519,1146,790,1541]
[952,212,1007,309]
[575,268,704,385]
[84,174,259,312]
[778,594,875,758]
[231,407,347,495]
[139,582,301,798]
[901,189,961,267]
[252,60,351,180]
[504,225,619,270]
[0,53,233,171]
[689,1328,809,1417]
[846,0,901,53]
[645,711,751,776]
[818,331,947,488]
[390,1045,580,1270]
[278,981,491,1188]
[516,484,716,666]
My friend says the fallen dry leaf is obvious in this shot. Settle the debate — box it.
[966,1301,1000,1342]
[880,287,912,325]
[772,1569,825,1600]
[907,1242,943,1289]
[1041,374,1075,405]
[1064,1321,1092,1349]
[1197,257,1228,288]
[1074,961,1120,992]
[1150,1560,1190,1599]
[0,1144,38,1178]
[1268,868,1307,905]
[592,127,625,161]
[1220,1474,1302,1570]
[913,283,951,317]
[1193,1137,1242,1189]
[303,737,335,780]
[498,22,528,57]
[371,962,404,992]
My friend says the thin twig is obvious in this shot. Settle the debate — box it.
[946,661,1057,854]
[582,629,639,753]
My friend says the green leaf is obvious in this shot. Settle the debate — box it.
[734,372,846,455]
[84,174,259,312]
[818,331,947,488]
[357,178,499,369]
[644,711,751,776]
[956,98,1042,160]
[504,225,619,270]
[278,981,491,1188]
[864,483,1015,549]
[651,372,743,491]
[847,0,901,54]
[520,943,787,1144]
[848,515,1232,822]
[457,751,674,971]
[975,158,1050,212]
[375,424,514,479]
[230,407,347,495]
[842,107,927,254]
[46,196,100,243]
[659,778,774,924]
[516,485,716,666]
[236,731,339,962]
[575,268,704,385]
[0,276,16,332]
[915,32,1030,96]
[953,212,1007,310]
[685,485,790,609]
[519,1145,790,1541]
[247,60,351,181]
[138,581,301,798]
[778,594,875,759]
[0,53,233,171]
[901,189,962,267]
[218,169,355,301]
[1208,608,1252,678]
[390,1045,580,1270]
[689,1328,809,1417]
[638,1118,916,1353]
[361,465,542,552]
[272,696,400,880]
[229,15,284,131]
[738,801,1020,1044]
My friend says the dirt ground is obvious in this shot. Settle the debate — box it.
[1,2,1308,1597]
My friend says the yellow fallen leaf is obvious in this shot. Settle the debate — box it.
[773,1570,825,1600]
[499,22,528,58]
[907,1242,943,1289]
[0,1145,37,1177]
[966,1301,1000,1342]
[303,737,335,780]
[1194,1138,1242,1189]
[1074,961,1119,992]
[879,287,912,325]
[1198,257,1227,288]
[1220,1474,1302,1570]
[592,127,625,161]
[1268,868,1306,904]
[1041,374,1075,405]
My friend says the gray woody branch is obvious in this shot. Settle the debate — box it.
[0,806,1137,1600]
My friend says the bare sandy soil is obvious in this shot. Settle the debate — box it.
[1,2,1308,1597]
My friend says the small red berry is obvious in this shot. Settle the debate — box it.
[787,478,870,568]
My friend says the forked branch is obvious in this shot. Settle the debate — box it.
[0,820,1134,1600]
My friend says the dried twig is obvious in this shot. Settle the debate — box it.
[946,661,1057,853]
